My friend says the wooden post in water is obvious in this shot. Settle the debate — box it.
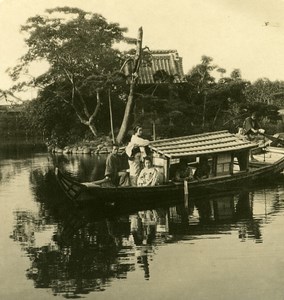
[184,180,188,208]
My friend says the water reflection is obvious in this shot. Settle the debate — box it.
[166,192,263,243]
[52,153,107,182]
[9,165,284,298]
[2,149,284,299]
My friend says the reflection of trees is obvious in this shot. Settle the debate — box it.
[26,221,134,296]
[51,153,107,182]
[11,208,136,297]
[0,158,32,183]
[11,199,171,297]
[15,167,161,297]
[0,140,46,160]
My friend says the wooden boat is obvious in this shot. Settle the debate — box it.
[55,131,284,204]
[55,168,183,205]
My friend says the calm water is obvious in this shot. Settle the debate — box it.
[1,145,284,300]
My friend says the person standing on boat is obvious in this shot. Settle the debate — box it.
[128,151,143,186]
[126,125,151,159]
[243,112,265,141]
[137,157,159,186]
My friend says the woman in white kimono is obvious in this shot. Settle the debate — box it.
[137,157,159,187]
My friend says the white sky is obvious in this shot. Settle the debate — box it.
[1,0,284,101]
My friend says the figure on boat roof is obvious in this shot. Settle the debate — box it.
[242,112,265,142]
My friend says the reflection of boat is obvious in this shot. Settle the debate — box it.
[56,131,284,204]
[166,191,263,243]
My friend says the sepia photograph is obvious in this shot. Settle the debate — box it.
[1,0,284,299]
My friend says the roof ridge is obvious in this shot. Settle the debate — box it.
[151,130,229,144]
[150,50,178,54]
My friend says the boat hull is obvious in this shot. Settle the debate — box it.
[55,154,284,205]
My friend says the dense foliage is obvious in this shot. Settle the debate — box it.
[9,7,129,141]
[6,8,284,145]
[132,56,283,139]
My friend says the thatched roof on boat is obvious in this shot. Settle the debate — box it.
[150,130,257,158]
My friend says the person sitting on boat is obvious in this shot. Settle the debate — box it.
[243,112,266,161]
[137,156,159,186]
[243,112,265,142]
[128,150,143,186]
[173,159,193,182]
[126,125,151,160]
[83,144,128,187]
[193,157,211,181]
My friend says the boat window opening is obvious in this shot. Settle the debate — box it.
[215,153,232,176]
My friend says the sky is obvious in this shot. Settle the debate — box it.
[1,0,284,102]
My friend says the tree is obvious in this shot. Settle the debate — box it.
[0,89,22,104]
[184,57,250,132]
[244,78,284,106]
[230,69,242,80]
[8,7,127,137]
[116,27,143,144]
[186,55,217,130]
[20,86,87,145]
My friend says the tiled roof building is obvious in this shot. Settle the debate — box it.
[124,50,186,85]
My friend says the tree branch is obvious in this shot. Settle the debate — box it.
[120,58,134,72]
[89,89,101,124]
[75,87,91,118]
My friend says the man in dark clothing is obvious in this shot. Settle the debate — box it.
[243,112,265,161]
[83,144,128,187]
[243,112,265,141]
[104,144,120,185]
[173,159,193,182]
[104,144,130,186]
[193,157,211,181]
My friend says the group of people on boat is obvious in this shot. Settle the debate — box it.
[86,126,161,188]
[171,156,211,182]
[87,125,213,188]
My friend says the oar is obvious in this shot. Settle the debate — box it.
[260,132,284,146]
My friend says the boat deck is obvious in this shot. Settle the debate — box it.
[253,151,284,164]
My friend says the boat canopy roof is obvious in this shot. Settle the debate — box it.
[150,130,258,158]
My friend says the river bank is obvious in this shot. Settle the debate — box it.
[47,135,115,155]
